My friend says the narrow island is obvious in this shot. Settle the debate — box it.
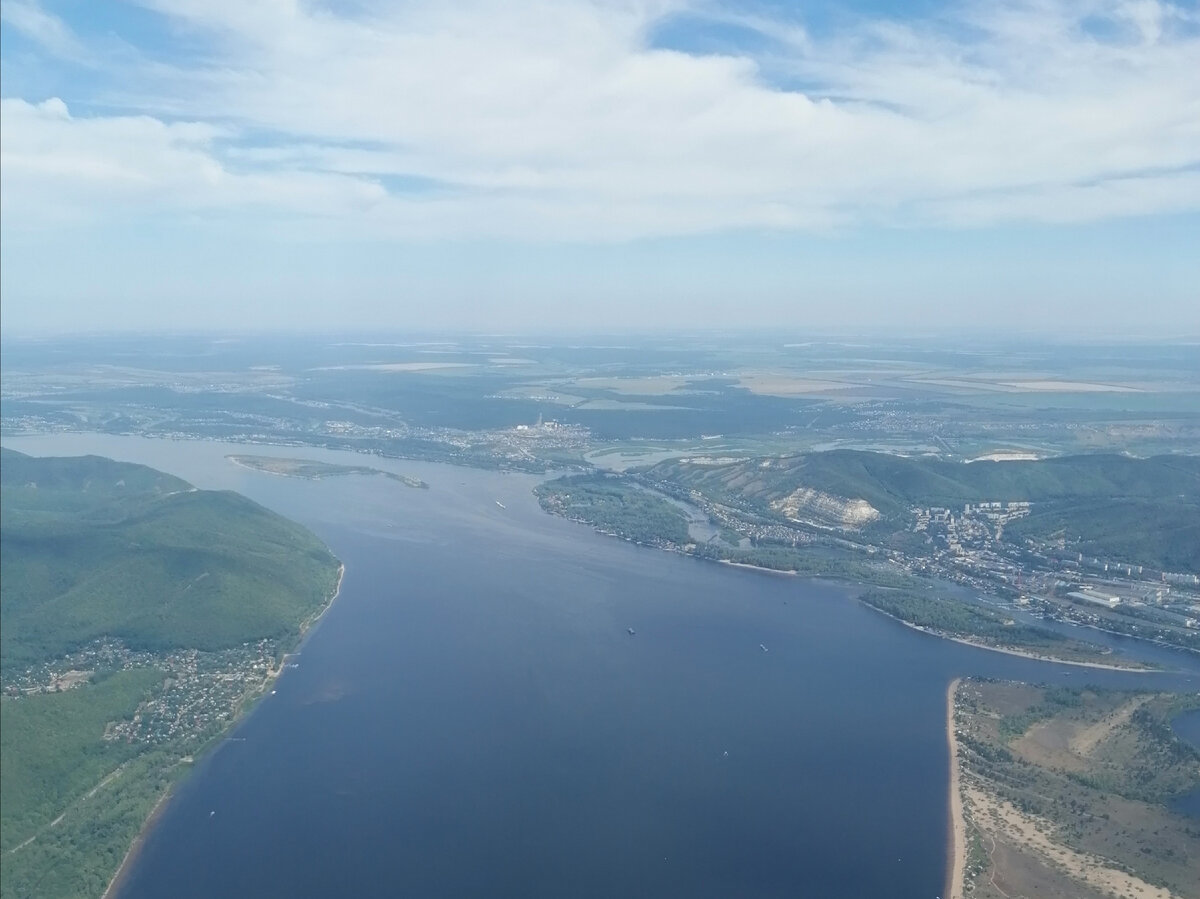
[858,589,1152,670]
[0,449,343,899]
[946,678,1200,899]
[227,454,428,488]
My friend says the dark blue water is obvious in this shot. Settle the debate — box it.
[6,435,1198,899]
[1172,709,1200,819]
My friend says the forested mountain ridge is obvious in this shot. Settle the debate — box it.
[1,449,340,671]
[645,450,1200,519]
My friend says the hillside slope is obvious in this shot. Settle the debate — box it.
[1,448,340,671]
[647,450,1200,517]
[644,451,1200,570]
[0,448,340,899]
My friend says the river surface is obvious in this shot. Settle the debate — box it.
[1172,709,1200,819]
[6,434,1200,899]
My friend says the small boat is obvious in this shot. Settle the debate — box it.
[495,501,506,509]
[759,643,768,652]
[627,627,636,636]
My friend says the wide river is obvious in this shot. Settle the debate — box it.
[7,434,1200,899]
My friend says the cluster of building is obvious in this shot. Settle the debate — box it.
[3,638,281,748]
[902,503,1200,639]
[912,501,1032,548]
[652,484,1200,649]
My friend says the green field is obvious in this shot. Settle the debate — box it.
[0,449,341,898]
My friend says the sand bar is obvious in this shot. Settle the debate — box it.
[946,678,965,899]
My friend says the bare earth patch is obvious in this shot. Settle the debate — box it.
[951,681,1200,899]
[961,781,1172,899]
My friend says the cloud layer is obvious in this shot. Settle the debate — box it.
[2,0,1199,240]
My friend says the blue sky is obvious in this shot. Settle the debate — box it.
[1,0,1198,335]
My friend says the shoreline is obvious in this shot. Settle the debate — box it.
[100,560,345,899]
[227,455,427,488]
[547,508,1165,670]
[938,630,1153,671]
[945,678,965,899]
[864,604,1155,672]
[99,784,173,899]
[300,562,346,641]
[717,559,798,576]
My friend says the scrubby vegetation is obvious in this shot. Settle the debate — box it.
[227,454,428,488]
[956,680,1200,898]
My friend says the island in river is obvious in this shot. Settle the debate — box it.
[0,449,342,899]
[947,678,1200,899]
[227,454,428,488]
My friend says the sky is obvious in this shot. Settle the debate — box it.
[1,0,1198,336]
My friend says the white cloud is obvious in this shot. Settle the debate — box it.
[0,0,86,60]
[2,0,1198,239]
[0,98,386,223]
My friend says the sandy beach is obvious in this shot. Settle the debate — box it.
[945,678,965,899]
[717,559,798,576]
[935,631,1153,671]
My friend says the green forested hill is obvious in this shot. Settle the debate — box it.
[0,449,190,498]
[644,450,1200,571]
[1004,497,1200,573]
[0,448,340,899]
[646,450,1200,518]
[1,448,340,672]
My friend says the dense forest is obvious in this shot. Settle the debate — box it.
[0,449,340,899]
[535,475,691,546]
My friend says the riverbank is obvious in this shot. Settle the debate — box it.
[718,559,798,576]
[865,604,1154,671]
[299,562,345,641]
[951,679,1194,899]
[99,783,174,899]
[939,630,1154,671]
[99,561,345,899]
[541,500,1168,670]
[945,678,965,899]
